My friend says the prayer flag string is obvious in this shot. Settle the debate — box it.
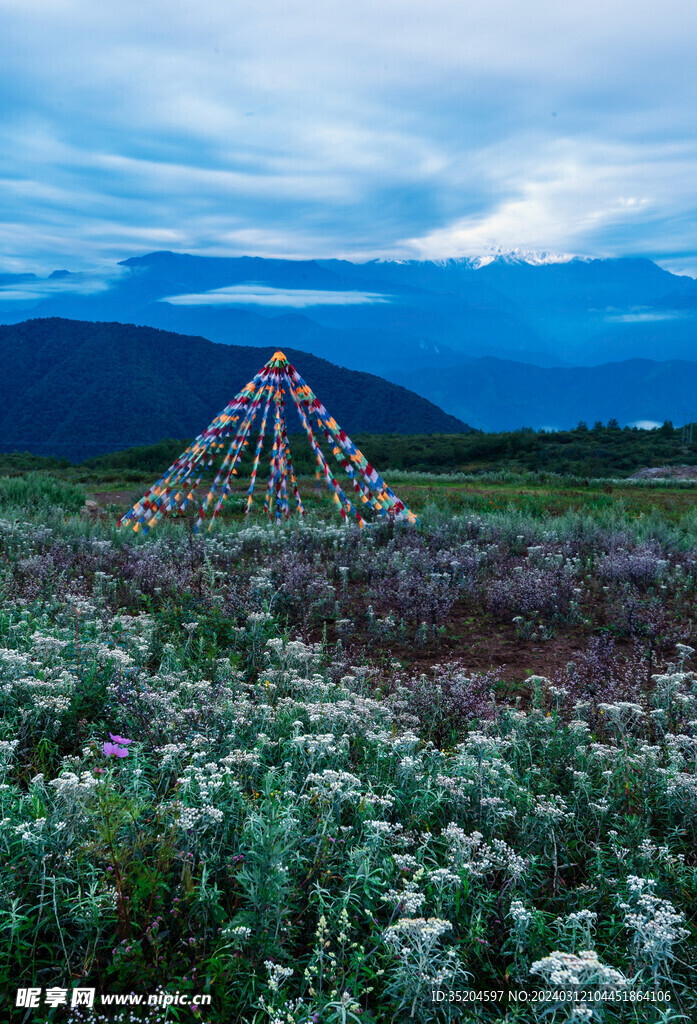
[119,351,418,532]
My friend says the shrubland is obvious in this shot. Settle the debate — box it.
[0,481,695,1022]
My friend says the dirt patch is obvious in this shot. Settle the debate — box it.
[307,596,668,685]
[91,490,143,506]
[393,620,588,681]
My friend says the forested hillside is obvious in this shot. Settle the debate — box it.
[0,318,467,460]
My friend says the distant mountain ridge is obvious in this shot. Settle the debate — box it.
[1,251,696,381]
[2,251,697,432]
[0,318,468,461]
[397,357,697,432]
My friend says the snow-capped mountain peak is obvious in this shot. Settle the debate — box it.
[465,248,583,269]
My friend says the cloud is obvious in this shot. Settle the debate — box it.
[161,285,389,307]
[1,1,697,272]
[402,138,697,267]
[604,309,688,324]
[0,267,124,301]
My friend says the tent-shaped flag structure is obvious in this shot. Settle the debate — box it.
[119,350,419,533]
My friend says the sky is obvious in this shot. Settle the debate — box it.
[2,0,697,277]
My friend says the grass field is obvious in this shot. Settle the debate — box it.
[0,470,696,1022]
[84,471,697,527]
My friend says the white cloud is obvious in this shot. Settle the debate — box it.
[0,267,124,301]
[604,310,687,324]
[161,284,389,307]
[1,1,697,270]
[400,140,688,260]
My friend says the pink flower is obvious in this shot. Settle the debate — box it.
[103,741,129,758]
[109,733,132,745]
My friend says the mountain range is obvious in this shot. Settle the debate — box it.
[1,250,696,431]
[0,318,466,461]
[397,357,697,432]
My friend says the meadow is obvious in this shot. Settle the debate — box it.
[0,472,696,1022]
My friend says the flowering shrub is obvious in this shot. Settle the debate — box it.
[595,544,669,590]
[487,561,578,621]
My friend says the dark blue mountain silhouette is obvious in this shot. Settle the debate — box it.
[0,318,468,461]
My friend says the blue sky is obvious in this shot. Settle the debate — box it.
[2,0,697,276]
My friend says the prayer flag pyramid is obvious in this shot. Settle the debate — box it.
[119,350,419,532]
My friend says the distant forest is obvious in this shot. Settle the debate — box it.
[3,419,695,479]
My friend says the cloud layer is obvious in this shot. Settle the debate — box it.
[162,285,388,307]
[2,0,697,273]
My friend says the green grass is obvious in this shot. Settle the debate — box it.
[0,472,86,512]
